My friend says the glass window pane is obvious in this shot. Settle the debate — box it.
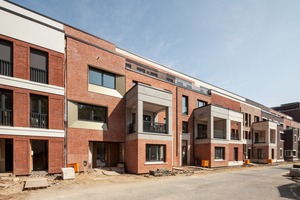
[30,49,48,70]
[40,97,48,114]
[30,96,39,113]
[89,69,102,85]
[93,106,106,122]
[103,72,115,89]
[0,39,12,62]
[78,104,92,121]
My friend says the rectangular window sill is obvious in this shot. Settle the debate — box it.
[145,161,167,165]
[214,159,225,162]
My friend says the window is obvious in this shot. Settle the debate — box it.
[197,124,207,138]
[89,67,116,89]
[182,95,188,115]
[166,77,174,83]
[215,147,225,160]
[186,84,192,89]
[137,67,145,73]
[132,80,138,87]
[257,149,263,159]
[30,94,48,128]
[182,121,188,133]
[280,132,284,140]
[30,49,48,84]
[146,144,166,162]
[78,103,107,123]
[254,116,260,122]
[197,100,207,108]
[125,63,131,68]
[149,72,157,77]
[177,81,183,86]
[279,148,283,158]
[0,89,13,126]
[244,113,248,126]
[0,39,13,76]
[295,134,297,143]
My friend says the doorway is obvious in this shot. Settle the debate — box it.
[89,142,122,168]
[0,139,13,172]
[271,148,274,159]
[182,140,187,165]
[234,147,238,161]
[247,148,251,159]
[31,140,48,171]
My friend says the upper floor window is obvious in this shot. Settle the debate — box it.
[0,39,13,77]
[197,124,207,139]
[182,95,188,115]
[197,100,207,108]
[137,67,145,73]
[30,49,48,84]
[182,121,188,133]
[125,63,131,68]
[0,89,13,126]
[149,72,158,77]
[89,67,115,89]
[78,103,107,123]
[254,116,260,122]
[30,94,48,128]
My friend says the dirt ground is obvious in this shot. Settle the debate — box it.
[0,163,292,200]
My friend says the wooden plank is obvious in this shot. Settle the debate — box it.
[24,178,49,189]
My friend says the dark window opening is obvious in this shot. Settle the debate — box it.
[78,103,107,123]
[30,49,48,84]
[182,121,188,133]
[146,144,166,162]
[30,94,48,128]
[197,100,207,108]
[182,95,188,115]
[0,89,13,126]
[0,39,13,77]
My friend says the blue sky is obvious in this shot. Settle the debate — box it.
[11,0,300,107]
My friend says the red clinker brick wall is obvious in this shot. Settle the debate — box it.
[0,135,64,175]
[0,34,64,87]
[228,143,243,162]
[0,85,64,130]
[125,139,138,173]
[210,144,229,167]
[211,93,240,111]
[194,143,212,164]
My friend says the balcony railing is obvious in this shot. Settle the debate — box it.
[30,113,48,129]
[143,121,167,134]
[254,139,266,144]
[30,67,48,84]
[213,130,226,139]
[0,109,13,126]
[231,132,240,140]
[0,59,13,77]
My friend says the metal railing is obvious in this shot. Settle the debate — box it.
[144,121,167,133]
[254,139,266,144]
[30,113,48,128]
[213,130,226,139]
[0,109,13,126]
[231,132,240,140]
[30,67,48,84]
[0,59,13,77]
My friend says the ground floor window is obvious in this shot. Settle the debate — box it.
[215,147,225,160]
[279,148,283,158]
[285,150,297,157]
[146,144,166,162]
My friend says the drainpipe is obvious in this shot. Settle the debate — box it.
[176,87,178,157]
[193,116,195,165]
[63,38,68,168]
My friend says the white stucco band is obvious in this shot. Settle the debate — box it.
[0,1,64,53]
[0,126,64,138]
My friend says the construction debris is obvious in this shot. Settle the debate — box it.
[61,168,75,180]
[102,171,121,176]
[24,178,49,190]
[149,169,174,177]
[290,168,300,177]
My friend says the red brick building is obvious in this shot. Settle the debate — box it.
[0,1,65,175]
[1,1,300,175]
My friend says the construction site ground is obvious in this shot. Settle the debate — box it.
[0,162,296,200]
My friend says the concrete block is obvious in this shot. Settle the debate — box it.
[289,168,300,177]
[24,178,49,189]
[61,168,75,180]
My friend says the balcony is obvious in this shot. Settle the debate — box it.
[126,83,172,135]
[0,109,13,126]
[143,121,166,134]
[0,59,12,77]
[30,67,48,84]
[214,130,226,139]
[231,132,240,140]
[30,113,48,129]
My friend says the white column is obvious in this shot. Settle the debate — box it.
[208,116,213,139]
[226,119,231,140]
[137,100,143,133]
[167,106,172,134]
